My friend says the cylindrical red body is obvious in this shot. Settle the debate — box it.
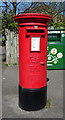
[14,13,52,111]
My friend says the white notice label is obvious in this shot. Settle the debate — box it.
[31,37,40,51]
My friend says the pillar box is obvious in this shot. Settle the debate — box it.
[14,13,52,111]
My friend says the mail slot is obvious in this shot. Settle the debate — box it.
[14,13,52,111]
[25,27,46,37]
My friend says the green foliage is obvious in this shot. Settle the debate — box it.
[8,22,18,31]
[52,22,65,28]
[2,10,18,36]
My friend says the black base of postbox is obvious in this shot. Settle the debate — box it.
[19,85,47,111]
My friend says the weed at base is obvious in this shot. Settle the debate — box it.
[45,98,52,109]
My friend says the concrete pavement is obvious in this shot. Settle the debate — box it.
[2,64,63,118]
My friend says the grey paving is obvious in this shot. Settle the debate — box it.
[2,64,63,118]
[0,62,2,120]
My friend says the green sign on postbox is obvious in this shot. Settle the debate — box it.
[47,29,65,69]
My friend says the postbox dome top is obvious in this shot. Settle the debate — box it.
[14,13,52,25]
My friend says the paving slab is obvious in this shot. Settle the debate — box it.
[2,65,63,118]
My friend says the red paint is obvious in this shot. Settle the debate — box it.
[14,13,52,89]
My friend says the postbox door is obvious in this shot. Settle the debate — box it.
[29,35,47,88]
[19,27,47,89]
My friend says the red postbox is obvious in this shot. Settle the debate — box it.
[14,13,52,111]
